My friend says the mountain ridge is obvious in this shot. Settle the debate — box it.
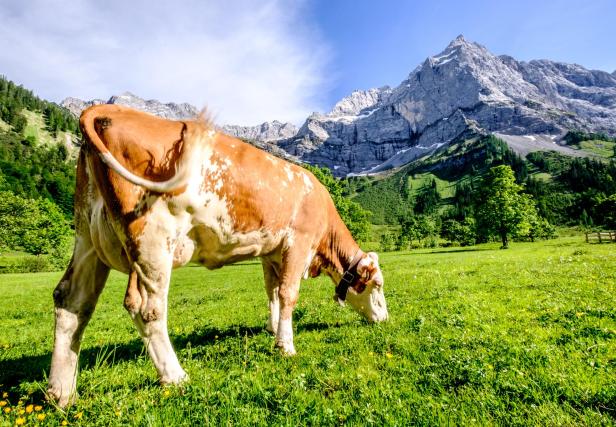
[61,36,616,176]
[278,35,616,176]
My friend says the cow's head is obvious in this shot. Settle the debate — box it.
[336,252,388,323]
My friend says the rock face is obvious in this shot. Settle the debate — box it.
[62,93,296,143]
[280,35,616,176]
[221,120,297,142]
[61,92,198,120]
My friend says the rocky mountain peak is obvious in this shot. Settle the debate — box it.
[221,120,298,142]
[61,92,198,120]
[279,36,616,176]
[327,86,392,118]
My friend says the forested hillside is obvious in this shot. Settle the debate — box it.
[0,76,79,217]
[0,77,78,271]
[347,133,616,249]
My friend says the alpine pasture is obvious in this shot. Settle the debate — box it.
[0,236,614,425]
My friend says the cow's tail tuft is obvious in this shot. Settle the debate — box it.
[80,107,212,193]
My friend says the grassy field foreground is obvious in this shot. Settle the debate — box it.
[0,237,615,425]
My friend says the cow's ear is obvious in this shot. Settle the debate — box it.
[356,254,378,282]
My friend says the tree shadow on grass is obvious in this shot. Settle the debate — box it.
[426,247,493,255]
[0,321,336,388]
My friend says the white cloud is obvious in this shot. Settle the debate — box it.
[0,0,330,125]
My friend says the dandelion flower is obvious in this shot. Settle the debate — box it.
[115,410,121,417]
[385,352,393,359]
[2,392,7,398]
[4,407,11,413]
[0,401,7,407]
[75,411,83,419]
[15,417,26,426]
[163,389,170,398]
[61,420,68,426]
[36,413,46,421]
[18,409,25,415]
[26,404,34,413]
[34,405,42,412]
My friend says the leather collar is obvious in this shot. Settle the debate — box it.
[334,250,364,302]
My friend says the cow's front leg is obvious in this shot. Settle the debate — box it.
[262,260,280,335]
[48,242,110,407]
[276,245,309,356]
[125,264,187,385]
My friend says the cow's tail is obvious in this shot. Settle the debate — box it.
[80,107,210,194]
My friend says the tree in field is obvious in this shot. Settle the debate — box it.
[594,194,616,229]
[475,165,538,249]
[304,165,371,242]
[441,217,476,246]
[379,231,396,252]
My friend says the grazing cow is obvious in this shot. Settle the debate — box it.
[48,104,388,407]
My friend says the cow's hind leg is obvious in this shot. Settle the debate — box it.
[124,262,187,385]
[48,241,110,407]
[262,260,280,334]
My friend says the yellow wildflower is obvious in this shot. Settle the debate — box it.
[62,420,68,426]
[368,351,374,356]
[115,410,121,417]
[2,392,7,398]
[18,409,25,415]
[163,389,170,398]
[26,404,34,413]
[75,411,83,419]
[0,401,7,407]
[36,413,46,421]
[34,405,42,412]
[4,407,11,413]
[385,352,393,359]
[15,417,26,426]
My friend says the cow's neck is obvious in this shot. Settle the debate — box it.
[317,211,360,277]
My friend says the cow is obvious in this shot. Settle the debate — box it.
[47,104,388,407]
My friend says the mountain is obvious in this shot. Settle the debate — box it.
[221,120,297,142]
[62,92,198,120]
[62,92,297,143]
[279,35,616,176]
[61,36,616,176]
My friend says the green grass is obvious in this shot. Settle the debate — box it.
[0,117,9,132]
[578,140,616,159]
[1,237,615,425]
[407,172,456,199]
[22,110,71,147]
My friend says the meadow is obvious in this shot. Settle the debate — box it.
[0,236,614,426]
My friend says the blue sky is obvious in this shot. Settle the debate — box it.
[311,0,616,105]
[0,0,614,125]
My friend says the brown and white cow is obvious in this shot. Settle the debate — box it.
[48,104,388,407]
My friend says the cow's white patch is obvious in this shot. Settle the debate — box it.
[284,164,294,182]
[302,249,316,280]
[301,172,314,192]
[276,317,296,355]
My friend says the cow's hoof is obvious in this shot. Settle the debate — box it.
[275,342,296,356]
[160,370,189,386]
[46,387,75,409]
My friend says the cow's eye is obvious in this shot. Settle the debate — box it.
[353,282,367,294]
